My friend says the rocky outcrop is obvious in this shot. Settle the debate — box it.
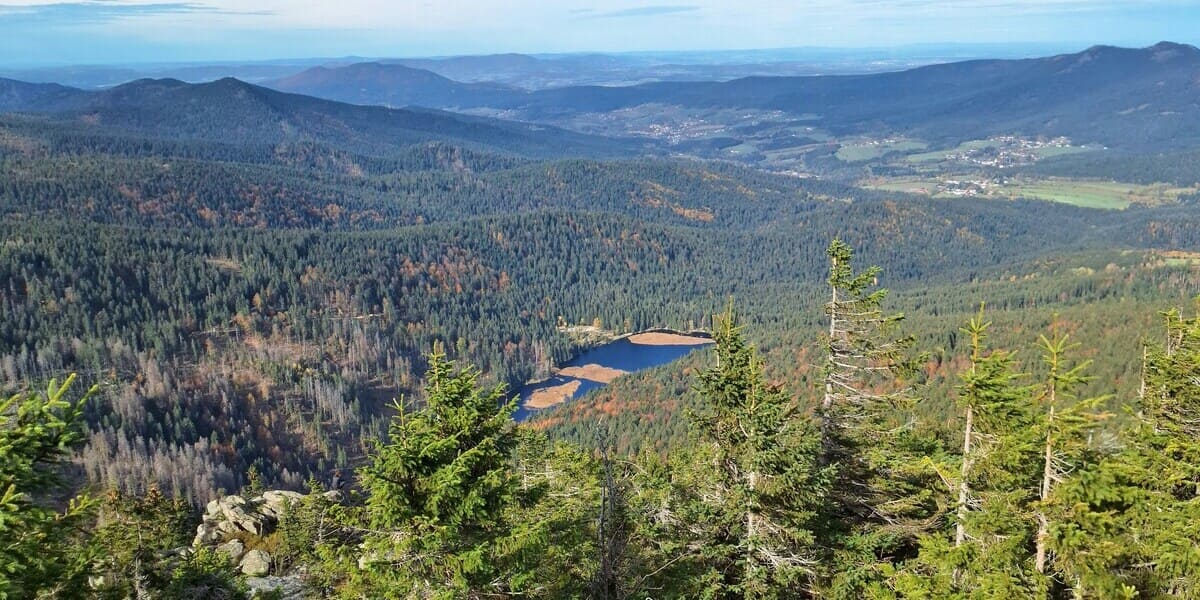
[246,575,308,599]
[240,549,271,576]
[191,489,337,598]
[258,490,305,520]
[193,489,336,547]
[216,538,246,562]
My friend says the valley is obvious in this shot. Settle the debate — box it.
[5,30,1200,598]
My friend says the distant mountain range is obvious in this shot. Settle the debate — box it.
[0,76,647,159]
[263,42,1200,150]
[4,44,1046,90]
[4,42,1199,156]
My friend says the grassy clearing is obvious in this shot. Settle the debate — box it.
[1009,180,1194,209]
[836,139,927,162]
[1032,145,1093,159]
[869,178,938,194]
[905,139,997,163]
[865,176,1198,210]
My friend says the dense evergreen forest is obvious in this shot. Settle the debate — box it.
[8,243,1200,598]
[2,73,1200,598]
[2,94,1200,505]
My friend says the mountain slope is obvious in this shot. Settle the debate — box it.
[0,78,90,112]
[267,62,521,107]
[1,77,647,159]
[259,43,1187,150]
[500,42,1200,148]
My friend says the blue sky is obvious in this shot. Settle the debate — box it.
[2,0,1200,65]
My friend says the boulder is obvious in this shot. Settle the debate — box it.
[245,574,308,599]
[258,490,304,519]
[240,549,271,577]
[217,518,245,536]
[193,489,323,548]
[219,496,268,535]
[192,521,223,546]
[216,538,246,562]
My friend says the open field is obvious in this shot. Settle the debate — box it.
[1008,180,1168,209]
[905,139,997,163]
[836,139,927,162]
[1031,145,1094,159]
[867,176,1199,209]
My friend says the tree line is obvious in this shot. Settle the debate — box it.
[5,240,1200,598]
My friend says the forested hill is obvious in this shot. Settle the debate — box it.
[265,42,1200,150]
[2,62,1200,515]
[267,62,519,108]
[509,42,1200,148]
[0,77,90,112]
[0,76,648,159]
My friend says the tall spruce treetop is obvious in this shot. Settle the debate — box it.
[1110,305,1200,595]
[1032,330,1111,586]
[357,344,520,598]
[820,240,941,599]
[682,302,829,599]
[0,374,98,600]
[898,309,1042,599]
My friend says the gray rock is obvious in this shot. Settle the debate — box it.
[219,496,268,535]
[240,549,271,577]
[245,574,308,599]
[217,518,244,536]
[258,490,303,519]
[192,521,223,547]
[216,538,246,562]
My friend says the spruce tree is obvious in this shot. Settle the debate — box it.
[355,344,521,598]
[1030,330,1110,588]
[898,309,1041,598]
[0,374,98,600]
[820,240,942,597]
[505,429,605,599]
[675,303,830,599]
[90,485,196,598]
[1067,305,1200,597]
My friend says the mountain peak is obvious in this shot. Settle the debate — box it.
[1147,40,1200,61]
[1148,40,1198,52]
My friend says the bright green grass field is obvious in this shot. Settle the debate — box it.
[837,140,927,162]
[866,177,1197,210]
[1009,180,1192,209]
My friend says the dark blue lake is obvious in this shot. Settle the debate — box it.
[514,334,713,421]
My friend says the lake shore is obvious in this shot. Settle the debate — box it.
[525,380,582,409]
[517,327,714,416]
[626,331,715,346]
[557,363,629,383]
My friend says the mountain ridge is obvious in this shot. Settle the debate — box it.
[267,62,520,108]
[244,42,1200,149]
[0,76,647,159]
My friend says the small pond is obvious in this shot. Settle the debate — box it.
[514,331,713,421]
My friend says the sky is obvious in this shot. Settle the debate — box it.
[2,0,1200,66]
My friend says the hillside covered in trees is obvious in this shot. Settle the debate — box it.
[1,57,1200,598]
[8,242,1200,599]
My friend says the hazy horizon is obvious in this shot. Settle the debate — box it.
[2,1,1200,67]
